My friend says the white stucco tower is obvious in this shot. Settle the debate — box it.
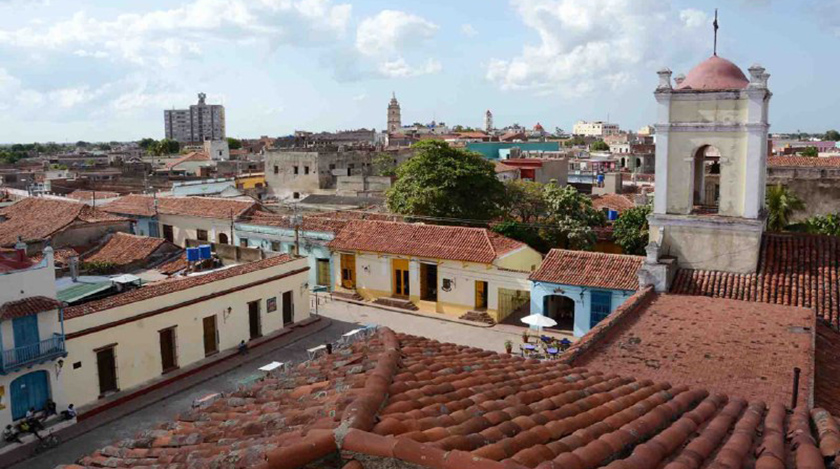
[646,56,772,276]
[484,110,493,133]
[387,93,401,133]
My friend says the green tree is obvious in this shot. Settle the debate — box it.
[766,185,805,232]
[503,180,548,224]
[372,152,399,177]
[590,140,610,152]
[801,146,819,157]
[804,213,840,236]
[541,184,606,250]
[227,137,242,150]
[386,140,504,221]
[825,130,840,141]
[138,138,156,150]
[613,205,652,255]
[492,221,547,253]
[148,138,180,156]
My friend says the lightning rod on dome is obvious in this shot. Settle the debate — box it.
[713,8,719,56]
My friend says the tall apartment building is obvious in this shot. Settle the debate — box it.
[573,120,619,137]
[164,93,226,143]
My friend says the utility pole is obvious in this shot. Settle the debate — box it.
[293,204,302,257]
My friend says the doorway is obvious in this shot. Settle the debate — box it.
[10,371,50,421]
[203,315,218,357]
[162,224,174,243]
[340,254,356,289]
[159,327,178,373]
[12,315,39,365]
[248,300,262,340]
[392,259,410,297]
[316,259,331,286]
[543,295,575,331]
[218,233,229,244]
[475,281,488,310]
[282,291,294,326]
[420,263,438,301]
[96,347,118,396]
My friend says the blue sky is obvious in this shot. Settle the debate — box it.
[0,0,838,142]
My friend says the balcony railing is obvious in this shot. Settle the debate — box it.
[0,335,66,374]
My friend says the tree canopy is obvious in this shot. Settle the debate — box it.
[803,213,840,236]
[825,130,840,141]
[766,185,805,232]
[147,138,180,156]
[227,137,242,150]
[590,140,610,152]
[613,204,652,255]
[541,183,606,250]
[801,146,819,157]
[386,140,504,221]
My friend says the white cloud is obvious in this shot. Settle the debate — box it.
[461,23,478,37]
[354,10,441,78]
[0,0,352,67]
[352,93,367,101]
[679,9,708,29]
[486,0,710,96]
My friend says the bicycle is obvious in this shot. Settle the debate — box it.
[33,431,60,454]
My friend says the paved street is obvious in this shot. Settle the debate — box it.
[317,298,570,353]
[14,317,360,469]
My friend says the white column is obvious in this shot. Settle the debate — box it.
[653,90,672,214]
[744,88,770,219]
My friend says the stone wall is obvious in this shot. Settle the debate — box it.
[768,166,840,221]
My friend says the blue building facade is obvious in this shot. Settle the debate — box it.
[529,282,635,337]
[234,222,335,290]
[528,249,643,338]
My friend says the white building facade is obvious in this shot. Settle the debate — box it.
[573,121,620,137]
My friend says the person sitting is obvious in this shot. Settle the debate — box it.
[238,340,249,355]
[24,407,35,420]
[17,420,41,441]
[3,425,22,444]
[61,404,77,420]
[43,399,57,419]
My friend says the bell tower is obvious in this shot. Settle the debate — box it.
[645,56,771,277]
[387,93,401,134]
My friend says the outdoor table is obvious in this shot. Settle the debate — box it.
[307,344,327,360]
[259,361,287,375]
[523,344,536,351]
[342,328,364,344]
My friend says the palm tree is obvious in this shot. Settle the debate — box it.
[766,185,805,232]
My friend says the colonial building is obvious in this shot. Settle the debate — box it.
[573,120,620,137]
[643,55,772,278]
[329,220,542,322]
[0,245,67,431]
[61,255,308,409]
[529,250,642,337]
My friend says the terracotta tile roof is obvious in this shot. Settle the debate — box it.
[569,294,815,408]
[530,249,643,290]
[329,220,526,264]
[83,233,175,267]
[0,197,128,247]
[103,194,258,220]
[239,210,349,234]
[768,155,840,168]
[65,190,121,201]
[494,161,520,173]
[30,247,83,267]
[671,233,840,328]
[590,193,635,213]
[70,327,839,469]
[64,254,296,319]
[0,296,63,320]
[165,151,210,169]
[816,322,840,416]
[156,252,187,276]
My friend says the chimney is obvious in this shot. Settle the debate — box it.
[69,255,80,282]
[14,236,27,263]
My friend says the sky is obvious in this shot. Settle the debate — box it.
[0,0,838,143]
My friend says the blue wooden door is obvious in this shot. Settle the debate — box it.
[13,315,40,364]
[11,371,50,420]
[590,291,613,329]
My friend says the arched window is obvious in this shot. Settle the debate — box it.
[218,233,229,245]
[692,145,721,214]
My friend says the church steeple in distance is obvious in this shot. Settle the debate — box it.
[387,92,401,133]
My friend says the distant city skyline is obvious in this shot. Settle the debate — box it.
[1,0,839,143]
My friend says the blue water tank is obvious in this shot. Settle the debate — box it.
[607,210,619,221]
[199,244,212,260]
[186,247,200,262]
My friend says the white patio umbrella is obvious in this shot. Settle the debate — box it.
[521,314,557,332]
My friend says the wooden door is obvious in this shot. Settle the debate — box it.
[96,347,118,395]
[159,328,177,373]
[248,301,261,339]
[203,316,218,356]
[162,224,174,242]
[475,281,488,310]
[316,259,331,286]
[10,371,50,421]
[392,259,410,297]
[340,254,356,289]
[282,291,294,326]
